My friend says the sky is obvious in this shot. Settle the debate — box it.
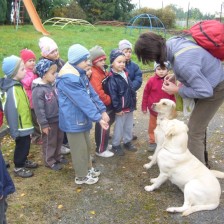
[131,0,224,15]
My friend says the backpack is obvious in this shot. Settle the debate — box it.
[183,20,224,60]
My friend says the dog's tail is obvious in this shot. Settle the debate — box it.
[211,170,224,179]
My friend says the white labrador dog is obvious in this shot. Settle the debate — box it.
[144,119,224,216]
[144,99,176,170]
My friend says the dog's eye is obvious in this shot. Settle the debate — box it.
[162,103,166,105]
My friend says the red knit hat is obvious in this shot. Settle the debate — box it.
[20,49,36,63]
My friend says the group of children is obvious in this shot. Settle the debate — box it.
[0,35,178,222]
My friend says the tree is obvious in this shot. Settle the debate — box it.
[77,0,135,23]
[0,0,7,24]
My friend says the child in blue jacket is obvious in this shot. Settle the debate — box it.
[56,44,109,185]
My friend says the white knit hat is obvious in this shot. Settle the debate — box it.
[154,61,171,71]
[39,37,58,57]
[118,39,132,51]
[68,44,90,65]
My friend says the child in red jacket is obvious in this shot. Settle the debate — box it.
[142,62,175,151]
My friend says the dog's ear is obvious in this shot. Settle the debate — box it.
[169,105,177,119]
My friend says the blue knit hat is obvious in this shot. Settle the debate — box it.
[2,55,22,78]
[110,49,125,64]
[35,58,56,78]
[68,44,90,65]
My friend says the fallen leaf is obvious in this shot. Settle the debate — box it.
[90,211,96,215]
[21,193,25,197]
[58,204,63,209]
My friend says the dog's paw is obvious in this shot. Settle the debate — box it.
[143,163,152,169]
[148,155,153,160]
[144,185,154,192]
[166,207,176,213]
[150,178,157,184]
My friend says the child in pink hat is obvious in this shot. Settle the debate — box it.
[20,49,42,145]
[38,37,70,155]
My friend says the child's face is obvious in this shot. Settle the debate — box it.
[86,66,92,79]
[122,48,132,61]
[112,55,126,73]
[42,65,57,84]
[155,66,168,78]
[24,58,36,70]
[46,49,59,61]
[77,59,91,70]
[95,59,106,70]
[14,61,26,81]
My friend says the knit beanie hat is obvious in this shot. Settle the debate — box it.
[68,44,90,65]
[35,58,55,78]
[39,37,58,57]
[118,39,132,51]
[20,49,36,63]
[89,45,106,64]
[110,49,125,64]
[2,55,22,78]
[154,61,171,71]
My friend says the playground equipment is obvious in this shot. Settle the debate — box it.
[43,17,94,29]
[13,0,50,35]
[125,13,166,35]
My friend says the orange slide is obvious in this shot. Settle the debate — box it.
[23,0,50,35]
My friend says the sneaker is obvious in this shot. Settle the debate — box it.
[96,150,114,158]
[148,143,157,152]
[88,167,101,177]
[106,144,112,151]
[61,145,70,155]
[14,167,33,178]
[57,157,68,165]
[75,174,99,185]
[25,160,38,169]
[123,142,137,152]
[49,163,63,171]
[111,145,125,156]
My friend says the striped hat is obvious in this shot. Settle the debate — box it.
[68,44,90,65]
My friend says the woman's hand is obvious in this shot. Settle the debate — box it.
[162,81,179,95]
[164,73,175,83]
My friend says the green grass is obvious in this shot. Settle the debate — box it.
[0,24,160,77]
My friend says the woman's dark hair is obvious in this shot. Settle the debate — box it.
[134,32,167,68]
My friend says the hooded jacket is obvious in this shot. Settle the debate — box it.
[0,78,33,139]
[90,65,111,106]
[21,68,38,109]
[56,62,106,133]
[108,69,136,113]
[125,60,142,91]
[32,78,59,129]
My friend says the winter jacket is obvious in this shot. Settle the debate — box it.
[21,68,38,109]
[90,66,111,106]
[125,60,142,91]
[32,78,59,129]
[0,150,15,198]
[166,36,224,99]
[108,69,136,113]
[0,78,34,139]
[56,62,106,133]
[142,74,176,116]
